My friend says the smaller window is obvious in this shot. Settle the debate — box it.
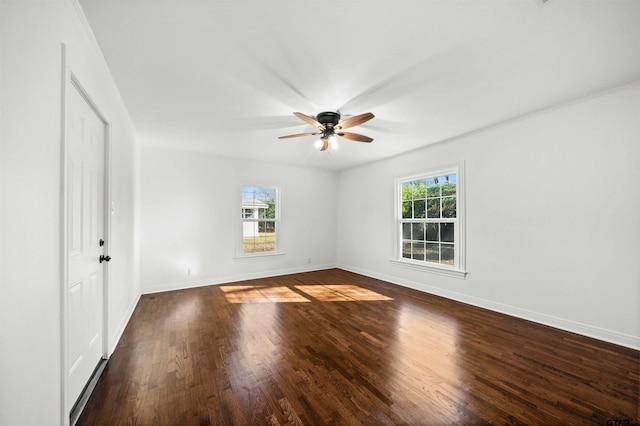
[241,186,278,255]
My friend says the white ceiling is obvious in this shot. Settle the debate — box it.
[79,0,640,171]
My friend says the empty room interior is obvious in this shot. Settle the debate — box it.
[1,0,639,425]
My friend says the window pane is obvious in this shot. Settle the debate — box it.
[426,243,439,263]
[442,175,456,196]
[412,223,425,241]
[412,180,426,199]
[260,187,277,218]
[442,197,456,218]
[401,183,412,201]
[441,223,454,242]
[243,231,255,252]
[426,178,440,197]
[446,174,456,184]
[402,223,412,240]
[426,223,439,241]
[256,233,267,252]
[441,244,454,265]
[258,187,276,200]
[262,223,276,252]
[243,236,255,253]
[402,242,412,259]
[241,186,254,200]
[402,201,412,219]
[265,200,276,219]
[412,242,425,260]
[427,198,440,218]
[414,200,426,218]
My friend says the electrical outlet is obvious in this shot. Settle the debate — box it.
[188,268,191,276]
[307,258,311,264]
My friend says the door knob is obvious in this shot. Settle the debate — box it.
[100,255,111,263]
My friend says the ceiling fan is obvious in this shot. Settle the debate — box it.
[278,111,375,151]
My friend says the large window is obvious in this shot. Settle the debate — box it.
[241,185,278,254]
[394,164,466,277]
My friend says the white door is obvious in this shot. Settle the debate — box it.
[66,81,106,410]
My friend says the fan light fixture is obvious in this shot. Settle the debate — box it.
[279,111,374,151]
[316,133,338,151]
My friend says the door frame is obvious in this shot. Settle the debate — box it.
[60,44,112,425]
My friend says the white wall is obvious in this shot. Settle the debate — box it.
[337,83,640,350]
[140,147,338,293]
[0,1,139,425]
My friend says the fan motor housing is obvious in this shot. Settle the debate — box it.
[316,112,340,127]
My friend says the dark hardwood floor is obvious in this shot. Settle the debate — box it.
[78,269,639,425]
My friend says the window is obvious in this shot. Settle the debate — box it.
[241,185,278,255]
[393,164,466,278]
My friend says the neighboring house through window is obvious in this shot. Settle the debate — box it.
[241,185,278,255]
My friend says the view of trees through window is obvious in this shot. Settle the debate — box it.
[241,186,277,254]
[400,174,457,266]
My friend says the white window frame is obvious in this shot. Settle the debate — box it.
[236,184,284,260]
[390,162,467,279]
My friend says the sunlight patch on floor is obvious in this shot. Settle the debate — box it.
[219,284,393,303]
[295,284,393,302]
[220,285,309,303]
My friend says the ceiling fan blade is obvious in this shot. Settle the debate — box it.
[338,132,374,143]
[336,112,374,130]
[278,132,321,139]
[320,138,330,151]
[293,112,324,130]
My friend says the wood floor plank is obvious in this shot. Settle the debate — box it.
[78,269,639,425]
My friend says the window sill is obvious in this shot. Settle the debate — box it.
[234,252,286,262]
[389,258,467,279]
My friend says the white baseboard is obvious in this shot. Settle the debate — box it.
[108,292,141,356]
[338,264,640,351]
[141,263,338,295]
